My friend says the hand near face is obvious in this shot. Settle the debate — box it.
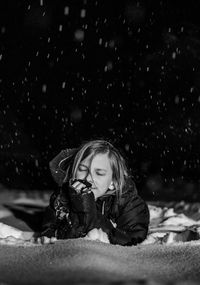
[74,153,114,200]
[70,179,92,194]
[69,179,96,214]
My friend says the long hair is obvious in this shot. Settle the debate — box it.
[65,139,130,201]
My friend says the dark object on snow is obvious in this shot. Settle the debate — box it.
[162,229,200,243]
[4,203,45,232]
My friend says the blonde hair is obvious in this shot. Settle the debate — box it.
[65,139,129,201]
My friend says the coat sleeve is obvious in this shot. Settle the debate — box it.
[41,184,98,239]
[49,148,76,186]
[41,205,58,238]
[93,179,149,246]
[41,191,87,239]
[86,193,149,246]
[40,191,59,237]
[108,194,150,246]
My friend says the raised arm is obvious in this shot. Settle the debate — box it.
[49,148,76,186]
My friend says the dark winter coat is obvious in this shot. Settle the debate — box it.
[42,149,150,246]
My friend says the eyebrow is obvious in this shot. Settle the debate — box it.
[79,164,107,172]
[79,164,88,168]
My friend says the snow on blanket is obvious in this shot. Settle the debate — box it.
[143,203,200,244]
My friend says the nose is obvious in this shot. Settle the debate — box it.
[85,171,93,183]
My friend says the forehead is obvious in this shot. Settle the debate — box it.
[82,153,112,170]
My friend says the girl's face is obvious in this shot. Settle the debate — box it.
[75,153,113,200]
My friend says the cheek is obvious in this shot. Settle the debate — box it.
[75,171,85,179]
[96,176,112,191]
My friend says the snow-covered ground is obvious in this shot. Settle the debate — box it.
[0,186,50,217]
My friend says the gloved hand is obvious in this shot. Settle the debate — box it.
[64,179,99,233]
[68,179,97,214]
[62,180,114,235]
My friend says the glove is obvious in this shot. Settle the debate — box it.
[68,179,96,214]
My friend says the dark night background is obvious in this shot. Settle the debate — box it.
[1,0,200,201]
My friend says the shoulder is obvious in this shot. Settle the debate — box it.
[120,192,147,211]
[120,178,149,215]
[120,176,138,204]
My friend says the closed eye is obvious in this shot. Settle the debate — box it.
[96,171,106,176]
[78,165,88,171]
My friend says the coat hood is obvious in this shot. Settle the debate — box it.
[49,148,76,186]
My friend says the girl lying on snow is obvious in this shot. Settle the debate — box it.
[0,139,149,246]
[40,139,150,245]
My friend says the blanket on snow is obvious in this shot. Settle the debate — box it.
[0,238,200,284]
